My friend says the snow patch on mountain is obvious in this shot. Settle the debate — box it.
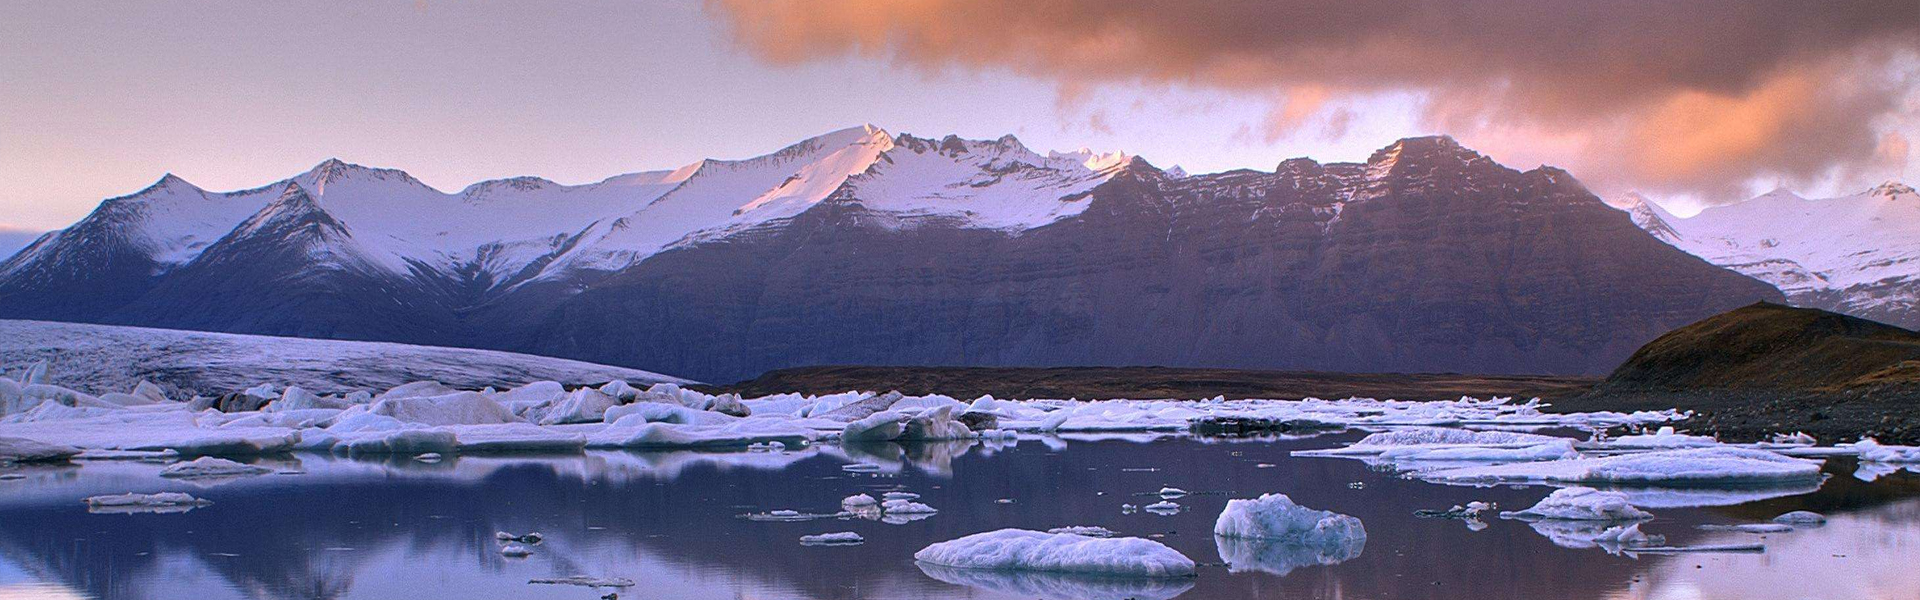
[1619,182,1920,323]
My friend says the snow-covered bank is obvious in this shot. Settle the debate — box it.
[0,319,689,397]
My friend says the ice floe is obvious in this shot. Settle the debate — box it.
[528,576,634,588]
[159,457,274,479]
[914,528,1196,578]
[1773,510,1827,526]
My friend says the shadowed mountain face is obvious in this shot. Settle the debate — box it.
[534,137,1781,381]
[0,132,1781,382]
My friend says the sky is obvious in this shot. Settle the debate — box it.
[1,0,1915,248]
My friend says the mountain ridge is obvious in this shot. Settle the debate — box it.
[1,128,1784,381]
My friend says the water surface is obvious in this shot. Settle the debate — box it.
[2,434,1917,600]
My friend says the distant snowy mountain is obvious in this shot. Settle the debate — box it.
[1618,182,1920,329]
[0,127,1780,381]
[0,319,688,397]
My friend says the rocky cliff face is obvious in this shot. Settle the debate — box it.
[0,131,1783,382]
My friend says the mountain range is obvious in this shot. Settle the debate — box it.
[0,127,1782,382]
[1618,182,1919,330]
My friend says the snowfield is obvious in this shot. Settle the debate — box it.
[0,319,688,397]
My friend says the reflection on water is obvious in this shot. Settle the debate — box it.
[0,435,1917,600]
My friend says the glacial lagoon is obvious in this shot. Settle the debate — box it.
[4,434,1918,600]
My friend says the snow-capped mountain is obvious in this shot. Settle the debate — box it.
[1619,182,1920,329]
[0,128,1781,381]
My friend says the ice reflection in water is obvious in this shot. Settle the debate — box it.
[0,434,1916,600]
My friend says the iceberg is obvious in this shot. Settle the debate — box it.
[914,528,1196,578]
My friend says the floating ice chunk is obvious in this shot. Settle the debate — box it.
[500,544,533,557]
[914,528,1196,578]
[371,392,518,427]
[1214,494,1367,548]
[0,436,80,463]
[335,429,459,455]
[883,499,938,514]
[448,423,586,453]
[591,419,814,449]
[603,402,732,426]
[532,388,619,425]
[1157,487,1188,499]
[1143,501,1181,515]
[1046,526,1117,538]
[1500,487,1653,521]
[414,452,443,462]
[493,381,565,415]
[841,463,883,473]
[813,391,904,422]
[1421,447,1823,486]
[83,492,213,514]
[1600,426,1719,450]
[842,410,908,442]
[1592,522,1664,550]
[842,494,879,508]
[372,381,455,403]
[160,457,273,479]
[899,406,973,441]
[883,491,920,501]
[1335,428,1564,450]
[528,576,634,588]
[800,532,865,546]
[1772,511,1827,526]
[1850,438,1920,463]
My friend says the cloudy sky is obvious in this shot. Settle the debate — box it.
[2,0,1915,249]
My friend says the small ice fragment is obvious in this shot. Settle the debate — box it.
[841,463,883,473]
[1157,487,1188,499]
[1772,511,1826,526]
[995,498,1015,504]
[414,452,443,463]
[800,532,865,546]
[500,544,532,557]
[1144,501,1181,515]
[842,494,878,508]
[495,531,543,544]
[883,492,920,501]
[771,510,801,517]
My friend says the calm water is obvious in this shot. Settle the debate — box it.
[2,434,1918,600]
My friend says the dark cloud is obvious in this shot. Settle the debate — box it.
[708,0,1920,198]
